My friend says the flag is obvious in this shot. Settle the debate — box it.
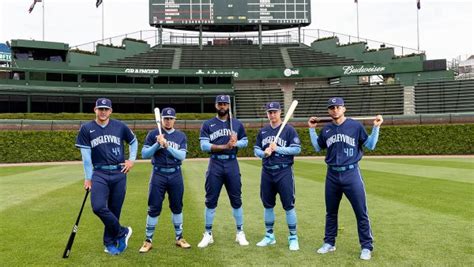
[28,0,42,13]
[417,0,421,10]
[96,0,103,8]
[354,0,358,3]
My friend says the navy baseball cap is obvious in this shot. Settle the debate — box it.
[327,97,344,108]
[216,95,231,104]
[161,107,176,118]
[95,98,112,109]
[266,101,281,112]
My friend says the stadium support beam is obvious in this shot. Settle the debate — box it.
[158,25,163,48]
[298,25,301,44]
[42,0,45,40]
[403,86,415,115]
[258,24,262,50]
[280,82,295,115]
[27,95,31,113]
[199,25,203,50]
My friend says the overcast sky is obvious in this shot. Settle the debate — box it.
[0,0,472,61]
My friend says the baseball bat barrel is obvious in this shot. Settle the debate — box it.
[62,189,90,258]
[274,100,298,142]
[154,107,162,136]
[228,104,233,133]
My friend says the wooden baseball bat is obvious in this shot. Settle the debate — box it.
[154,107,162,135]
[62,189,89,258]
[228,102,234,133]
[274,100,298,143]
[312,116,375,123]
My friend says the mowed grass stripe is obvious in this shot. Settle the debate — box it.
[368,157,474,170]
[360,188,474,265]
[1,159,473,265]
[0,165,83,211]
[294,159,473,221]
[360,160,474,184]
[0,165,51,177]
[295,158,474,184]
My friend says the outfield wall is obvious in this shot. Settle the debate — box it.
[0,113,473,131]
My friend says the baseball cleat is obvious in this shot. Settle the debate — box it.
[316,243,336,254]
[117,226,132,253]
[256,233,276,247]
[235,231,249,246]
[360,248,372,260]
[139,240,152,253]
[288,235,299,251]
[104,245,120,255]
[197,232,214,248]
[176,238,191,249]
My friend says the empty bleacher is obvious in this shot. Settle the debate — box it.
[177,44,288,69]
[293,84,405,117]
[95,43,364,70]
[97,48,175,68]
[235,84,284,118]
[287,45,363,67]
[414,79,474,114]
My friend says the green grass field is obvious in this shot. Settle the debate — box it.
[1,157,473,266]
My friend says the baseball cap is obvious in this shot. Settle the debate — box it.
[265,101,281,112]
[161,107,176,118]
[95,98,112,109]
[327,97,344,108]
[216,95,231,104]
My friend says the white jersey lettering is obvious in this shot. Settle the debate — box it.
[262,135,287,148]
[167,141,180,150]
[326,134,355,148]
[209,128,232,142]
[91,135,121,148]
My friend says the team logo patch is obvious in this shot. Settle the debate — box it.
[294,137,300,144]
[221,96,225,100]
[331,98,336,103]
[167,110,171,114]
[269,103,274,108]
[102,100,106,104]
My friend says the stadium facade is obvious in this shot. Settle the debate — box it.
[0,0,472,118]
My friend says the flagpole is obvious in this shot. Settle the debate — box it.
[102,0,105,43]
[416,7,420,52]
[42,0,45,40]
[356,1,360,41]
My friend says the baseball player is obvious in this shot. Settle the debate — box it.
[197,94,249,248]
[75,98,137,255]
[308,97,383,260]
[254,101,301,251]
[138,107,191,253]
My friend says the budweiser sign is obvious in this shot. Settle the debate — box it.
[342,65,386,75]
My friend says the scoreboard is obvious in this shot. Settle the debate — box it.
[149,0,311,31]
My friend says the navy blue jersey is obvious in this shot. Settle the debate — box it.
[144,129,187,167]
[75,119,136,165]
[255,124,301,166]
[199,117,247,155]
[317,118,368,166]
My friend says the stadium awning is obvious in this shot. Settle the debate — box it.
[0,43,11,62]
